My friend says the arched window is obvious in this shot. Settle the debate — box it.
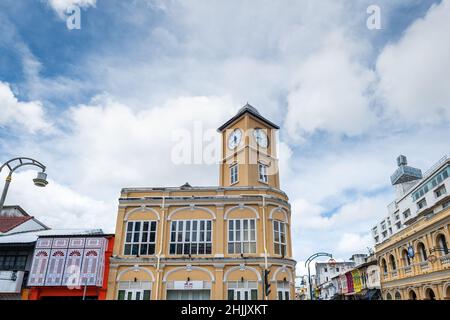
[417,242,427,261]
[437,234,449,255]
[425,288,436,300]
[408,290,417,300]
[402,249,411,266]
[386,292,392,300]
[395,291,402,300]
[389,255,397,271]
[380,258,387,273]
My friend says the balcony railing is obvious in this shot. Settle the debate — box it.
[419,261,430,271]
[391,270,398,277]
[403,265,412,274]
[440,254,450,265]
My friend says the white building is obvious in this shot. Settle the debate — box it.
[372,155,450,245]
[315,259,356,300]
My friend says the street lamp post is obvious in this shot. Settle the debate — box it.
[0,157,48,213]
[305,252,333,300]
[295,275,309,300]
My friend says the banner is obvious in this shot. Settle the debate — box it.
[351,270,362,293]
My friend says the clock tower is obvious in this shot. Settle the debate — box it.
[217,103,280,189]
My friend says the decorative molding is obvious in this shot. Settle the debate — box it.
[162,265,215,283]
[224,205,260,220]
[116,266,155,282]
[124,206,161,221]
[223,265,262,282]
[269,206,289,223]
[167,206,216,221]
[270,265,293,282]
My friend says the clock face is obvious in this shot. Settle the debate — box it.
[253,128,268,148]
[228,129,242,149]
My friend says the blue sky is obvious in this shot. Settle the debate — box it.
[1,0,450,274]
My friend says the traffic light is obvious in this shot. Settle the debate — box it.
[264,269,271,297]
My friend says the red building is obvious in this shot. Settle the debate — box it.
[27,234,114,300]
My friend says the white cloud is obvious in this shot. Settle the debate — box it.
[3,0,450,274]
[285,31,376,141]
[377,0,450,125]
[46,0,96,18]
[0,82,52,134]
[2,170,113,230]
[55,95,234,196]
[337,233,372,254]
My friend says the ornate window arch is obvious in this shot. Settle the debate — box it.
[224,205,259,220]
[416,241,428,262]
[116,266,155,282]
[389,254,397,271]
[167,206,216,221]
[435,233,449,255]
[124,206,161,221]
[162,265,215,283]
[268,207,289,223]
[380,258,388,273]
[223,265,262,282]
[408,288,418,300]
[270,266,293,283]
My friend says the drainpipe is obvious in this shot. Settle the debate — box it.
[261,195,268,300]
[155,195,165,300]
[262,195,268,269]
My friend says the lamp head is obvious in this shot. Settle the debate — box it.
[33,172,48,187]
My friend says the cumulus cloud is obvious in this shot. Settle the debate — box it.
[0,82,52,133]
[3,170,112,230]
[377,0,450,125]
[46,0,96,18]
[2,0,450,276]
[285,31,376,141]
[337,233,373,254]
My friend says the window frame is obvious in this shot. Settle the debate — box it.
[118,288,151,300]
[434,184,447,198]
[417,198,427,210]
[273,220,287,256]
[276,281,290,300]
[123,220,158,256]
[230,164,238,185]
[169,219,213,255]
[258,162,268,184]
[227,281,258,300]
[227,219,257,254]
[0,254,28,270]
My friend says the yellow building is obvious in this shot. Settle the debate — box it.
[106,104,296,300]
[373,156,450,300]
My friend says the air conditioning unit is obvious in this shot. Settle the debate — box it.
[0,271,25,293]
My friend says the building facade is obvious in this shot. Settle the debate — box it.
[27,234,114,300]
[315,260,355,300]
[373,155,450,300]
[329,255,381,300]
[0,206,49,300]
[106,104,296,300]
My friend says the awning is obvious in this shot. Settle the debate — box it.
[364,289,381,300]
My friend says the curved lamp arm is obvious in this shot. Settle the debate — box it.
[0,157,48,213]
[0,157,46,174]
[304,252,333,300]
